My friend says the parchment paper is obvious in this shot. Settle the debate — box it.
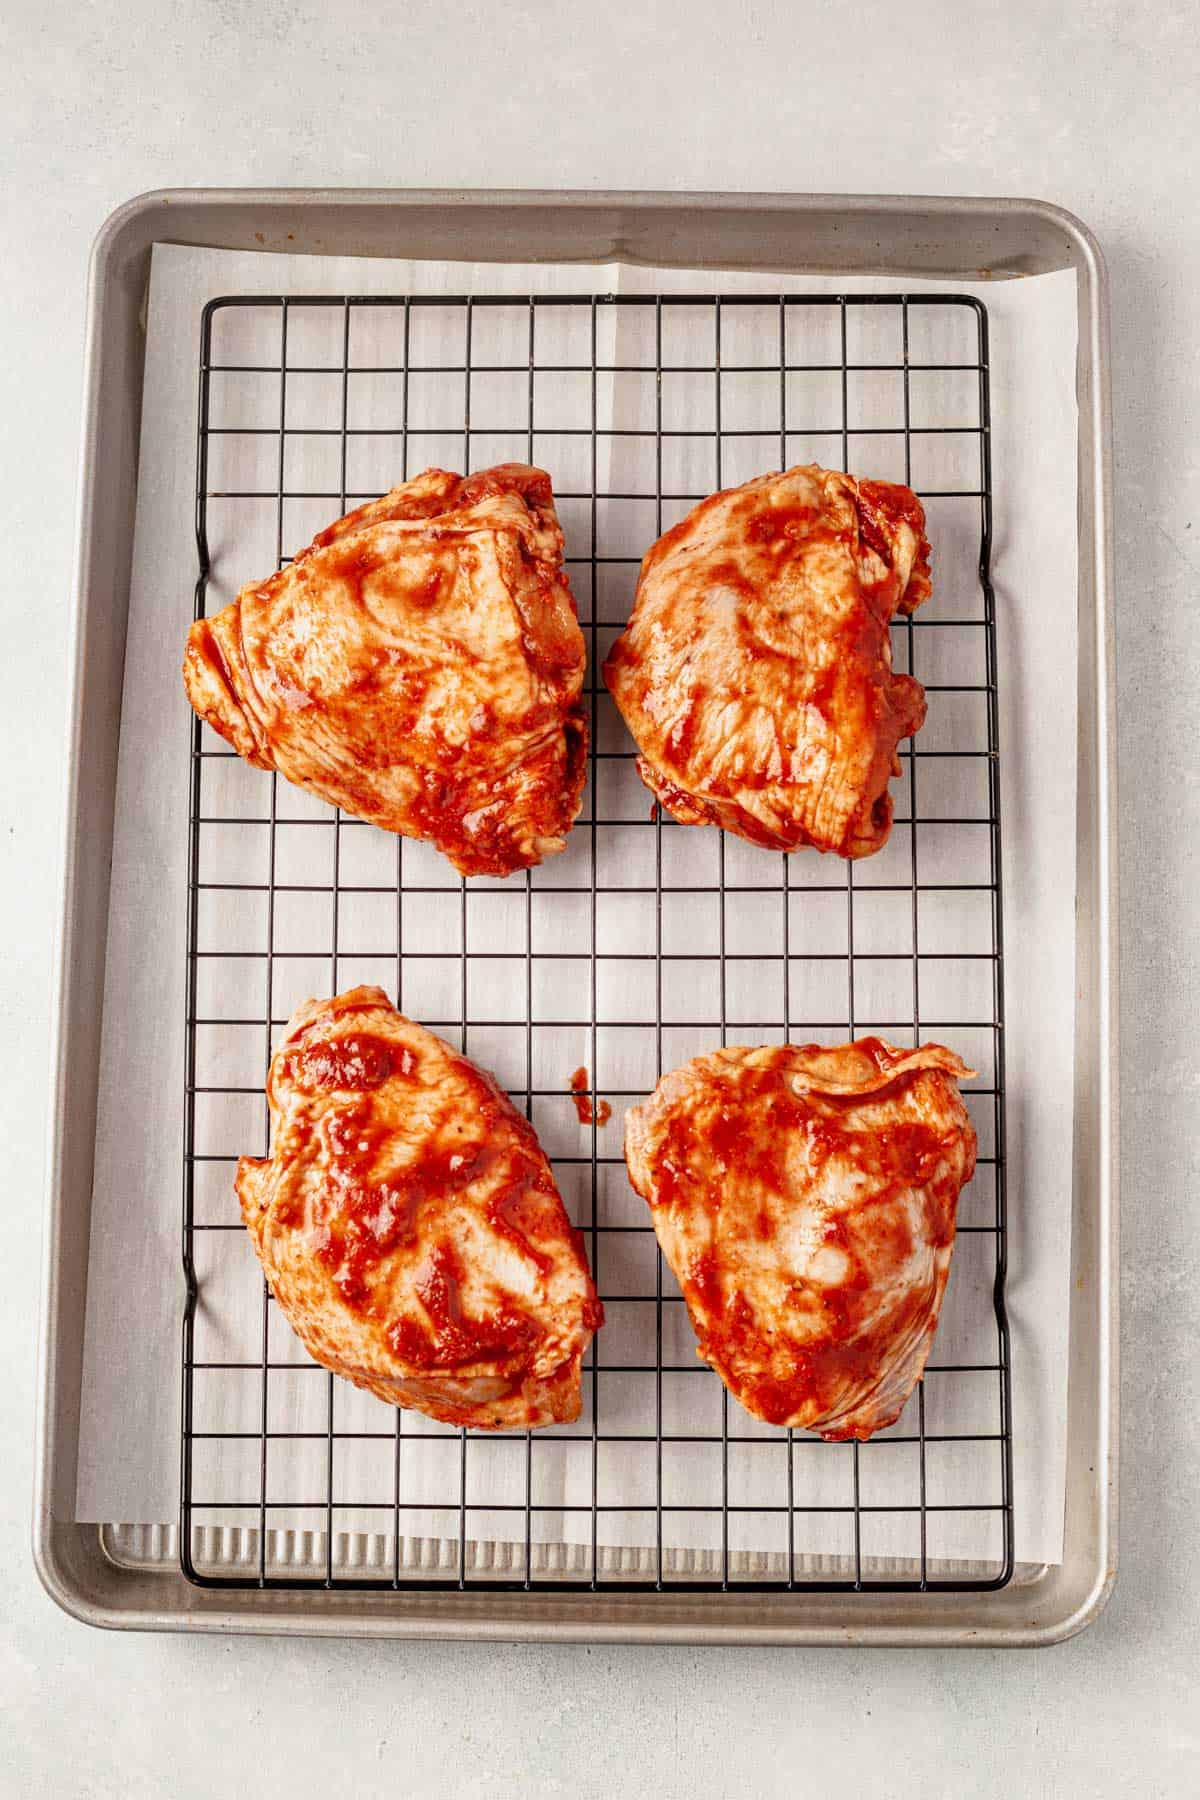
[77,243,1077,1570]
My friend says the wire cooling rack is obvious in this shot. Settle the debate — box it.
[181,291,1013,1594]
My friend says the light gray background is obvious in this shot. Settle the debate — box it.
[1,2,1196,1795]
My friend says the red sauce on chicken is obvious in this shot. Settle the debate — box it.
[622,1038,976,1440]
[236,986,602,1431]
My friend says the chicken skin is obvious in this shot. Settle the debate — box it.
[237,987,602,1430]
[184,464,587,877]
[624,1039,976,1440]
[603,465,931,858]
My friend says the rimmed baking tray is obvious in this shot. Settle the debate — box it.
[36,190,1116,1644]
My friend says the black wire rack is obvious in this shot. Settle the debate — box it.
[181,291,1013,1594]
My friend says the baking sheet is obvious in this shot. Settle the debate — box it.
[77,243,1077,1569]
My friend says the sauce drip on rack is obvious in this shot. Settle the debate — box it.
[569,1066,612,1127]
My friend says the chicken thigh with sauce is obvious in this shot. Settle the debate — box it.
[624,1038,976,1440]
[603,464,932,859]
[237,987,602,1429]
[184,464,587,877]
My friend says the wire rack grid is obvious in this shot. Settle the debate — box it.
[181,290,1013,1594]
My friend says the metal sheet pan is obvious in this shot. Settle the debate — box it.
[36,190,1116,1644]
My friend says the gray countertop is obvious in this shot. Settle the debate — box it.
[2,1,1196,1794]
